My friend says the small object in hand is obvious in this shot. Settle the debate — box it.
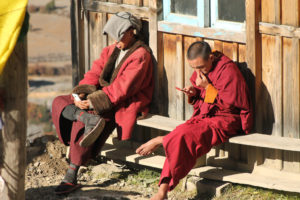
[72,93,81,101]
[175,87,184,92]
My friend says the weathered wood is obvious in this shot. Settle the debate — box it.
[183,36,199,120]
[259,22,300,38]
[89,12,104,65]
[149,0,158,59]
[83,0,149,18]
[84,10,90,72]
[281,0,300,26]
[175,35,184,120]
[123,0,143,6]
[70,0,80,86]
[261,34,283,170]
[190,166,300,193]
[0,40,27,200]
[158,21,246,43]
[261,0,276,23]
[78,0,86,81]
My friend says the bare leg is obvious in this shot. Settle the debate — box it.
[136,136,164,156]
[151,178,169,200]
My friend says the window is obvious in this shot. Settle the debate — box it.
[163,0,209,27]
[163,0,245,30]
[211,0,245,30]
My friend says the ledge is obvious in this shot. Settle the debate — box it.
[158,21,246,43]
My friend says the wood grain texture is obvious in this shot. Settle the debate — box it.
[89,12,104,66]
[0,40,27,200]
[183,36,199,120]
[281,0,300,26]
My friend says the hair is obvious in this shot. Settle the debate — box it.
[187,41,212,60]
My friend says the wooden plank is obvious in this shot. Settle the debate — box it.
[261,34,283,137]
[281,0,300,26]
[222,42,237,61]
[0,40,27,200]
[163,33,180,119]
[78,0,86,81]
[261,0,276,23]
[158,21,245,43]
[149,0,158,59]
[84,0,149,18]
[238,44,246,63]
[261,34,283,170]
[214,40,223,52]
[183,36,199,120]
[137,115,184,132]
[190,166,300,193]
[259,22,300,39]
[70,0,80,86]
[283,38,300,172]
[283,38,300,139]
[84,11,90,72]
[123,0,143,6]
[203,39,214,50]
[175,35,184,120]
[89,12,104,65]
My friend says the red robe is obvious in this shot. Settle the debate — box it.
[159,53,253,190]
[79,43,154,140]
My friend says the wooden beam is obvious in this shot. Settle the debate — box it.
[83,0,149,18]
[259,22,300,38]
[0,40,27,199]
[158,21,246,43]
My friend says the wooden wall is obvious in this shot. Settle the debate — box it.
[74,0,300,174]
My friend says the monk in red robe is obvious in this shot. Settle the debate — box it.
[136,41,253,200]
[52,12,153,194]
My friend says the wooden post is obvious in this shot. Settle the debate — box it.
[0,39,28,199]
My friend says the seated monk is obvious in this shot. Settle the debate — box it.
[51,12,154,195]
[136,41,253,200]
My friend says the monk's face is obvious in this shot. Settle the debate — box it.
[188,54,213,74]
[116,29,135,50]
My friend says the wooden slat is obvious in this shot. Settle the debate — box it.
[259,22,300,38]
[229,134,300,152]
[175,35,185,120]
[281,0,300,26]
[89,12,104,65]
[190,166,300,193]
[158,21,246,43]
[123,0,143,6]
[261,0,276,23]
[238,44,246,63]
[137,114,184,132]
[183,36,199,120]
[83,0,149,18]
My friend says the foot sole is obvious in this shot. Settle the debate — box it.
[79,118,106,147]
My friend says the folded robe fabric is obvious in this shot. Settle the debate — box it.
[0,0,28,75]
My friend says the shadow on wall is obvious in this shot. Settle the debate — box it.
[237,62,274,135]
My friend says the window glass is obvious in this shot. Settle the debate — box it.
[170,0,197,16]
[218,0,245,22]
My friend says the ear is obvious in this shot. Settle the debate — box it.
[209,54,214,60]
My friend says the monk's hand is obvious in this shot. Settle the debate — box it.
[195,70,209,89]
[183,86,197,97]
[74,100,90,110]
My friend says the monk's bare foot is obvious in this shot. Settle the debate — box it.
[150,192,167,200]
[136,136,164,156]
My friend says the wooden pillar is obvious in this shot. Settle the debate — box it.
[0,39,28,199]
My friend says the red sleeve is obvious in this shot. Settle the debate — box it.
[79,46,110,86]
[102,49,152,105]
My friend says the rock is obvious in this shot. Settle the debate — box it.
[34,161,40,167]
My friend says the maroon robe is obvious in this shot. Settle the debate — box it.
[52,42,153,166]
[159,53,253,190]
